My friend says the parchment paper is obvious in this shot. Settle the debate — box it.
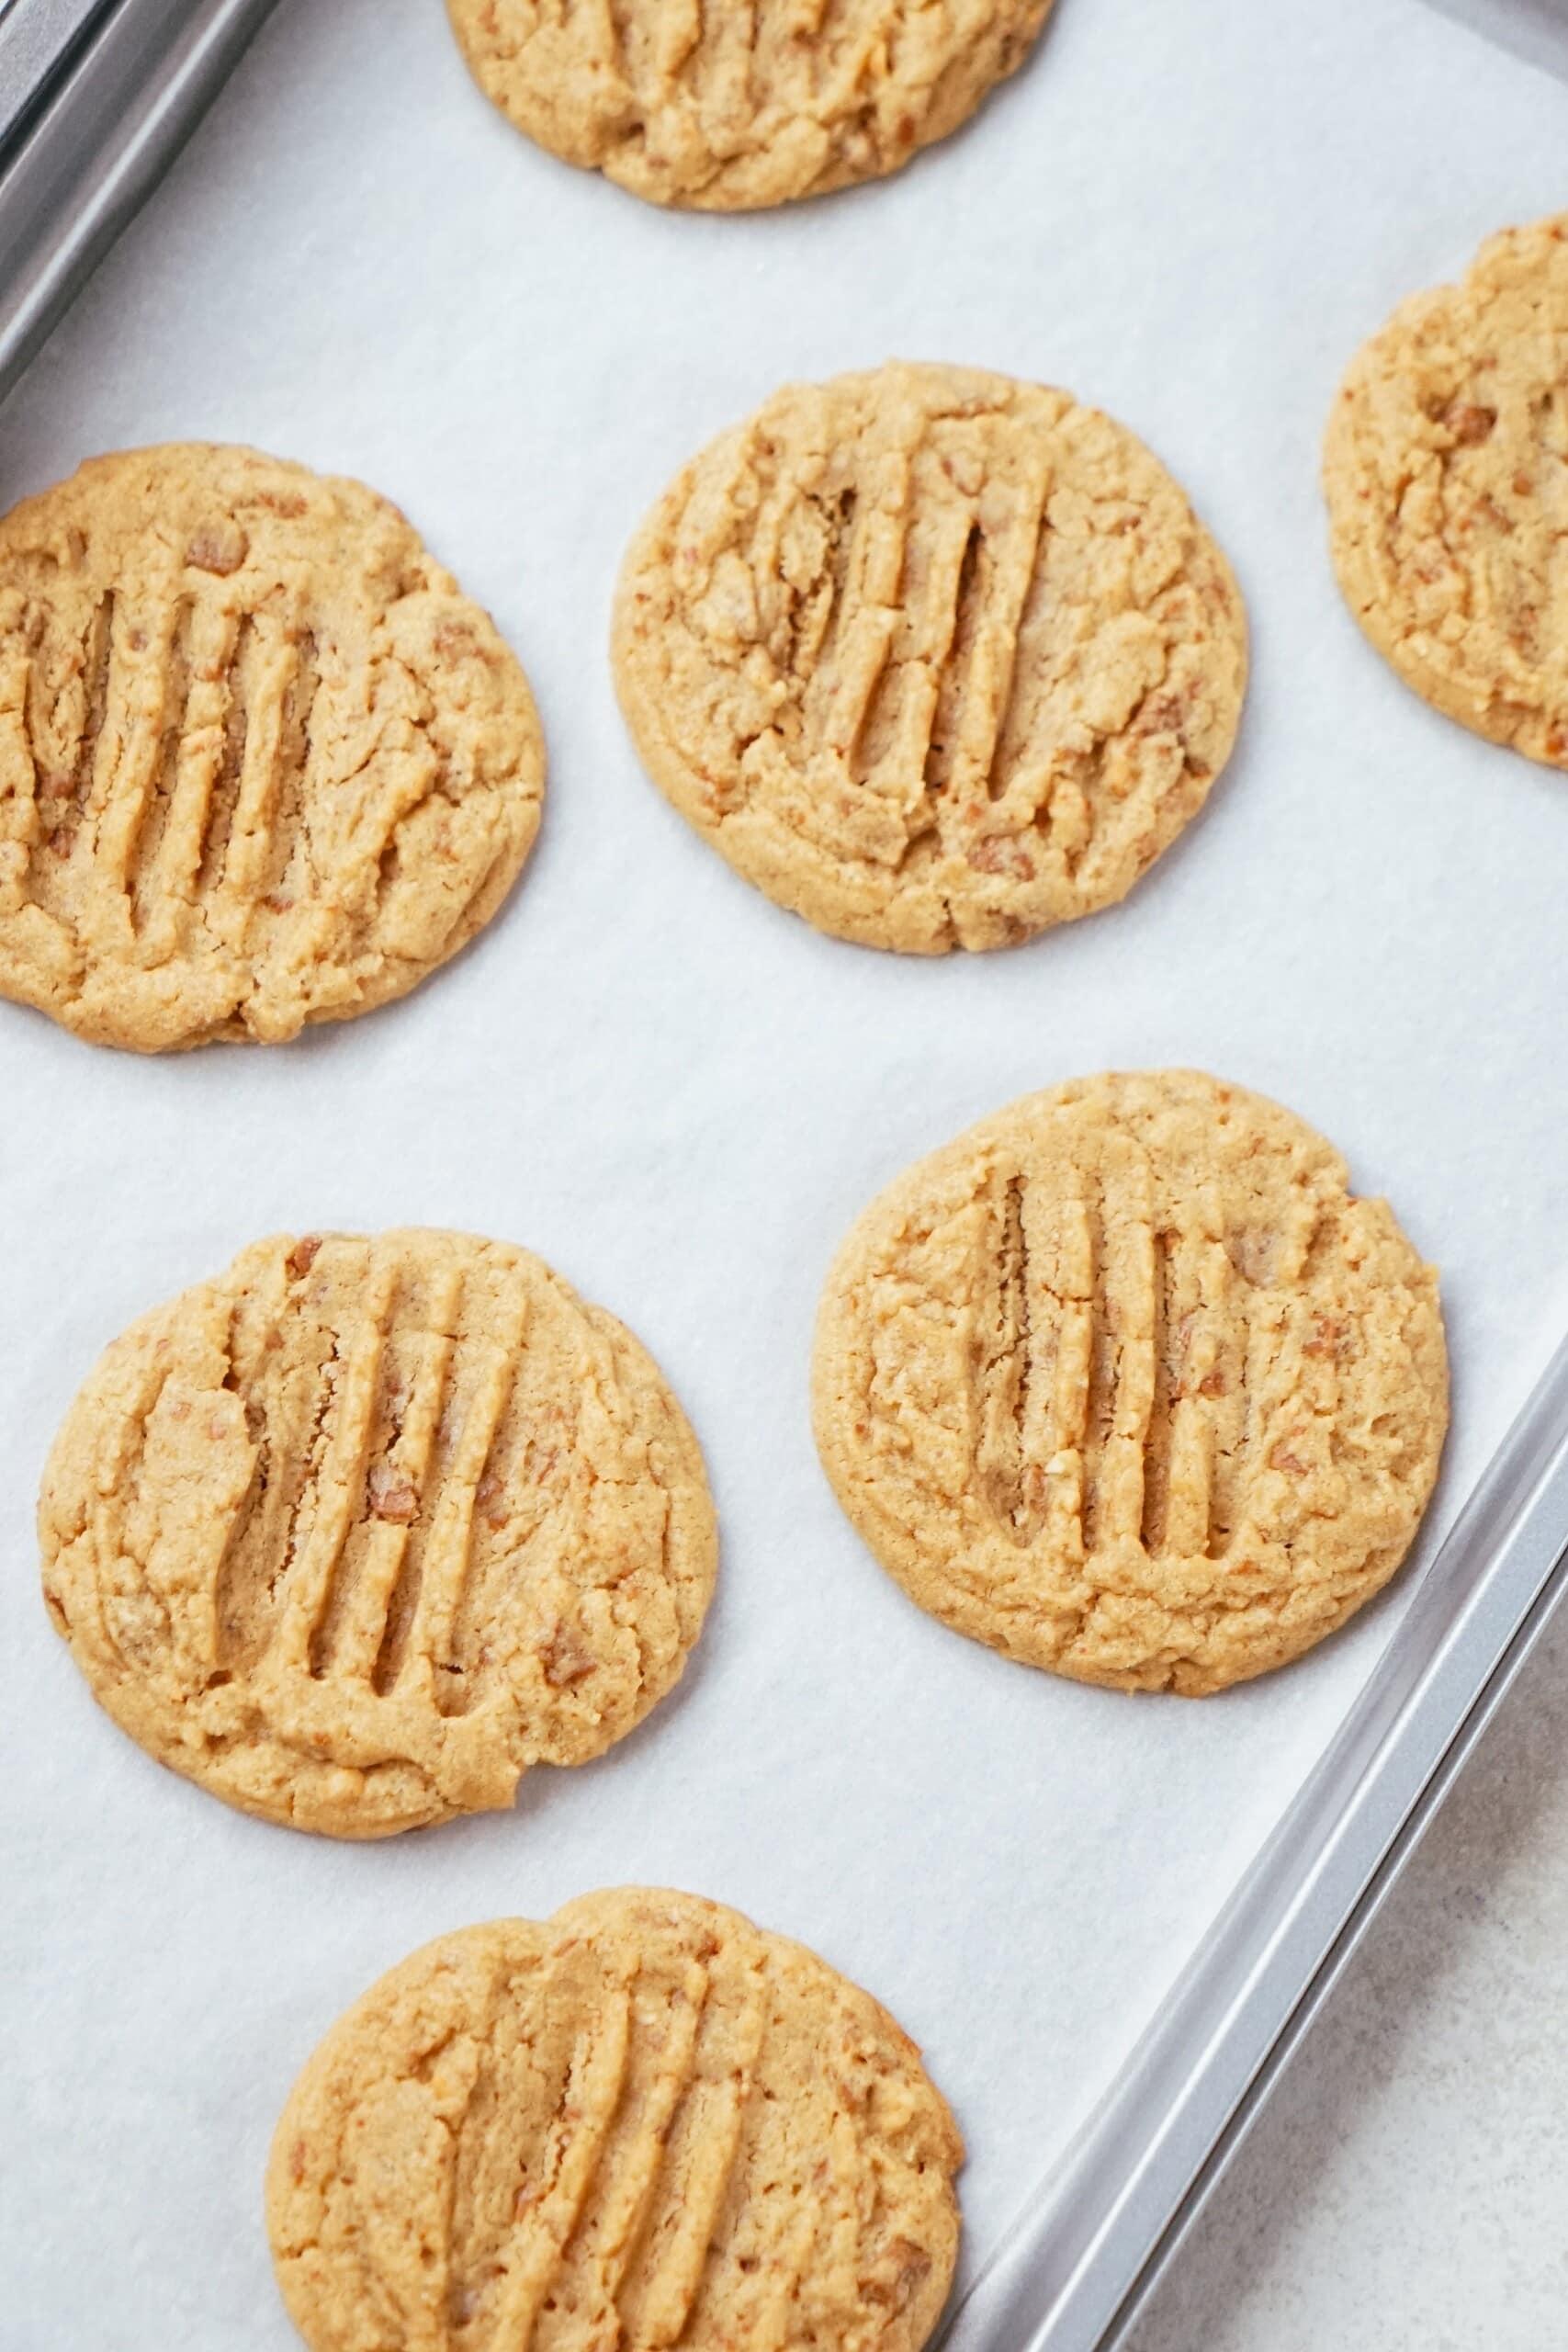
[2,0,1566,2342]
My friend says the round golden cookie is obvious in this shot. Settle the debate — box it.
[614,363,1247,953]
[812,1071,1448,1694]
[267,1887,963,2352]
[39,1230,716,1837]
[0,445,544,1051]
[1324,212,1568,769]
[446,0,1054,213]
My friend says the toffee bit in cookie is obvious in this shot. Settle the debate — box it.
[366,1464,419,1524]
[538,1623,596,1688]
[866,2236,935,2313]
[1442,401,1496,447]
[186,521,248,575]
[1304,1314,1348,1359]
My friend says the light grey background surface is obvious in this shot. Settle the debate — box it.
[0,0,1564,2346]
[1129,1603,1568,2352]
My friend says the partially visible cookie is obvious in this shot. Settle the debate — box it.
[0,445,544,1050]
[39,1231,716,1836]
[1324,213,1568,769]
[813,1071,1448,1694]
[614,363,1247,953]
[446,0,1054,212]
[267,1887,963,2352]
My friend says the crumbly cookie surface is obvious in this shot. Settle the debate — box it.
[614,364,1247,953]
[446,0,1054,212]
[0,445,544,1051]
[813,1072,1448,1694]
[1324,213,1568,769]
[268,1887,963,2352]
[39,1231,716,1836]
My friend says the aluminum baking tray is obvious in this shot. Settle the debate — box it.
[4,3,1567,2346]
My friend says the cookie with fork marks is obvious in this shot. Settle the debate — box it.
[446,0,1055,212]
[0,445,543,1050]
[813,1071,1447,1691]
[267,1887,963,2352]
[1324,212,1568,770]
[39,1230,716,1835]
[613,363,1247,952]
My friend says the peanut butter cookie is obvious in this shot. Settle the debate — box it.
[446,0,1054,212]
[813,1071,1447,1693]
[1325,213,1568,769]
[267,1887,963,2352]
[614,363,1247,953]
[0,445,543,1050]
[39,1231,716,1836]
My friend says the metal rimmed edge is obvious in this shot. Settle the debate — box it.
[943,1324,1568,2352]
[0,0,281,410]
[1417,0,1568,83]
[0,0,117,160]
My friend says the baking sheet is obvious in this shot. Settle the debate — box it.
[2,0,1566,2343]
[1423,0,1568,79]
